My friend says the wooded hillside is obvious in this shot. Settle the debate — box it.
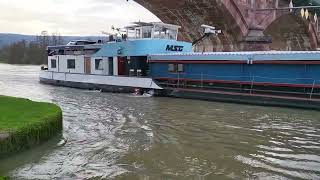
[0,32,64,65]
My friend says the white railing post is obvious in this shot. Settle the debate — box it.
[310,80,316,99]
[177,73,180,88]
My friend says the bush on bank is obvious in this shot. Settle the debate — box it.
[0,96,63,158]
[0,176,8,180]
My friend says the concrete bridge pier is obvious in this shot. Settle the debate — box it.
[242,27,272,51]
[240,0,273,51]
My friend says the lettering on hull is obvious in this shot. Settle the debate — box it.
[166,45,184,52]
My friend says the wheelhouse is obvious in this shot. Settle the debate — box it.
[91,22,192,77]
[123,22,180,40]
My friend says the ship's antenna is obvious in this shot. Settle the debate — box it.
[192,25,222,46]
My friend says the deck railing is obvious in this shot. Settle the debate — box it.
[42,70,320,100]
[154,72,320,100]
[42,70,150,79]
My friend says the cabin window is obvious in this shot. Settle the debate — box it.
[95,59,103,70]
[142,28,152,38]
[135,29,141,39]
[168,64,184,73]
[51,59,57,68]
[178,64,184,72]
[168,64,175,72]
[67,59,75,69]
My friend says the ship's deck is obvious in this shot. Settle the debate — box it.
[150,51,320,61]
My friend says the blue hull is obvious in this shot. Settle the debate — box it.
[149,51,320,109]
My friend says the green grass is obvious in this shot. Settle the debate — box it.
[0,58,7,63]
[0,176,8,180]
[0,96,63,158]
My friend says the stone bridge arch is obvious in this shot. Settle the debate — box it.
[135,0,246,51]
[265,13,319,50]
[134,0,319,51]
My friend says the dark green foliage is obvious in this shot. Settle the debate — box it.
[0,41,46,65]
[0,32,64,65]
[23,42,44,65]
[293,0,320,14]
[0,176,9,180]
[0,46,9,63]
[294,0,320,6]
[7,40,27,64]
[0,96,63,158]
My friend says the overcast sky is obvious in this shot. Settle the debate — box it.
[0,0,160,35]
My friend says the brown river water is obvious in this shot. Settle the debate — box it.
[0,64,319,180]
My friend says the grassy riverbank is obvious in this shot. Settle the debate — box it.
[0,96,63,158]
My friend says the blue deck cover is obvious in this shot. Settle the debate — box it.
[149,51,320,61]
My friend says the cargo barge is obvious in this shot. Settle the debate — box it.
[148,51,320,110]
[40,22,320,109]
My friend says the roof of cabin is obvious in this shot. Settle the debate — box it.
[47,44,103,51]
[124,22,181,30]
[149,51,320,61]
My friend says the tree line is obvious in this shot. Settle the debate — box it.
[294,0,320,14]
[0,31,64,65]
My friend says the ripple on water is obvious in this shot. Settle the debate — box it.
[0,64,320,179]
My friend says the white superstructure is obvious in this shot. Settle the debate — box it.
[40,22,193,91]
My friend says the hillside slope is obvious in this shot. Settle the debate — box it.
[0,33,105,47]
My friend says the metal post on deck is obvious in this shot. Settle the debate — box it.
[310,80,316,99]
[201,73,204,89]
[177,73,180,88]
[250,76,255,94]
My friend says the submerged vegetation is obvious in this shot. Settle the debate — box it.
[0,96,63,158]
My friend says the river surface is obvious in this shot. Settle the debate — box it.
[0,64,319,180]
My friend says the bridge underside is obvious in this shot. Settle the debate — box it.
[266,14,313,51]
[135,0,315,51]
